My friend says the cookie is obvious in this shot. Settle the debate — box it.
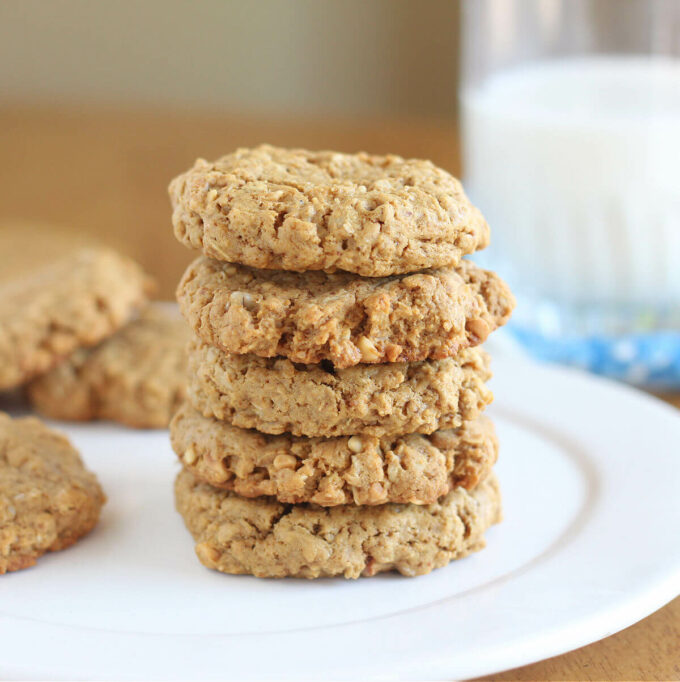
[175,468,500,578]
[27,308,190,429]
[169,145,489,277]
[177,257,514,368]
[0,248,155,391]
[187,339,493,437]
[170,402,497,506]
[0,412,105,573]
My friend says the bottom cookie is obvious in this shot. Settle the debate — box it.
[175,469,501,579]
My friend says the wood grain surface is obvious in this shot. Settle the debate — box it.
[0,104,678,681]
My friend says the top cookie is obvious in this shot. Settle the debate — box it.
[169,145,489,276]
[0,248,155,391]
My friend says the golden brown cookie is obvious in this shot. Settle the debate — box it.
[0,248,155,391]
[170,403,497,506]
[0,412,105,573]
[169,145,489,276]
[187,339,492,437]
[177,257,514,368]
[27,308,190,429]
[175,468,501,579]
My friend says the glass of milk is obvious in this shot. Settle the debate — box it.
[461,0,680,388]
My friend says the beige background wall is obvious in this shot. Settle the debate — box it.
[0,0,460,119]
[0,0,462,298]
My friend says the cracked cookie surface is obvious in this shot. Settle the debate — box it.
[175,468,501,579]
[170,403,497,506]
[177,257,514,368]
[169,145,489,276]
[187,339,492,437]
[28,308,190,428]
[0,412,105,573]
[0,248,155,391]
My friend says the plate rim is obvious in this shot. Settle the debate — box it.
[1,356,679,680]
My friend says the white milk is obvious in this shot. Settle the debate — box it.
[462,57,680,305]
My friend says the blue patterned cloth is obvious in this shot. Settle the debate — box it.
[511,325,680,389]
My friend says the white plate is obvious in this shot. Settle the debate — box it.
[1,358,679,681]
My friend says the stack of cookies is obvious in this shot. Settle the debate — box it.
[168,145,515,579]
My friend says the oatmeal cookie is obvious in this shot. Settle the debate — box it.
[28,307,190,428]
[0,248,155,391]
[0,412,105,573]
[177,257,514,368]
[169,145,489,276]
[175,468,501,579]
[187,339,492,437]
[170,403,497,506]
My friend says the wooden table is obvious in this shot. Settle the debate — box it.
[1,104,678,681]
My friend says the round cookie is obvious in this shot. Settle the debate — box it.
[187,339,493,437]
[0,248,155,391]
[169,145,490,277]
[170,403,498,506]
[28,308,190,429]
[177,257,514,368]
[175,468,501,579]
[0,412,105,573]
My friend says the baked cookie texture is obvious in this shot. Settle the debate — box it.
[177,257,514,368]
[28,308,190,429]
[168,145,511,579]
[0,248,155,391]
[170,403,497,506]
[0,412,105,573]
[175,468,500,579]
[187,339,493,437]
[169,145,490,277]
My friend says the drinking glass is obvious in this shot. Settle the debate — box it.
[460,0,680,387]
